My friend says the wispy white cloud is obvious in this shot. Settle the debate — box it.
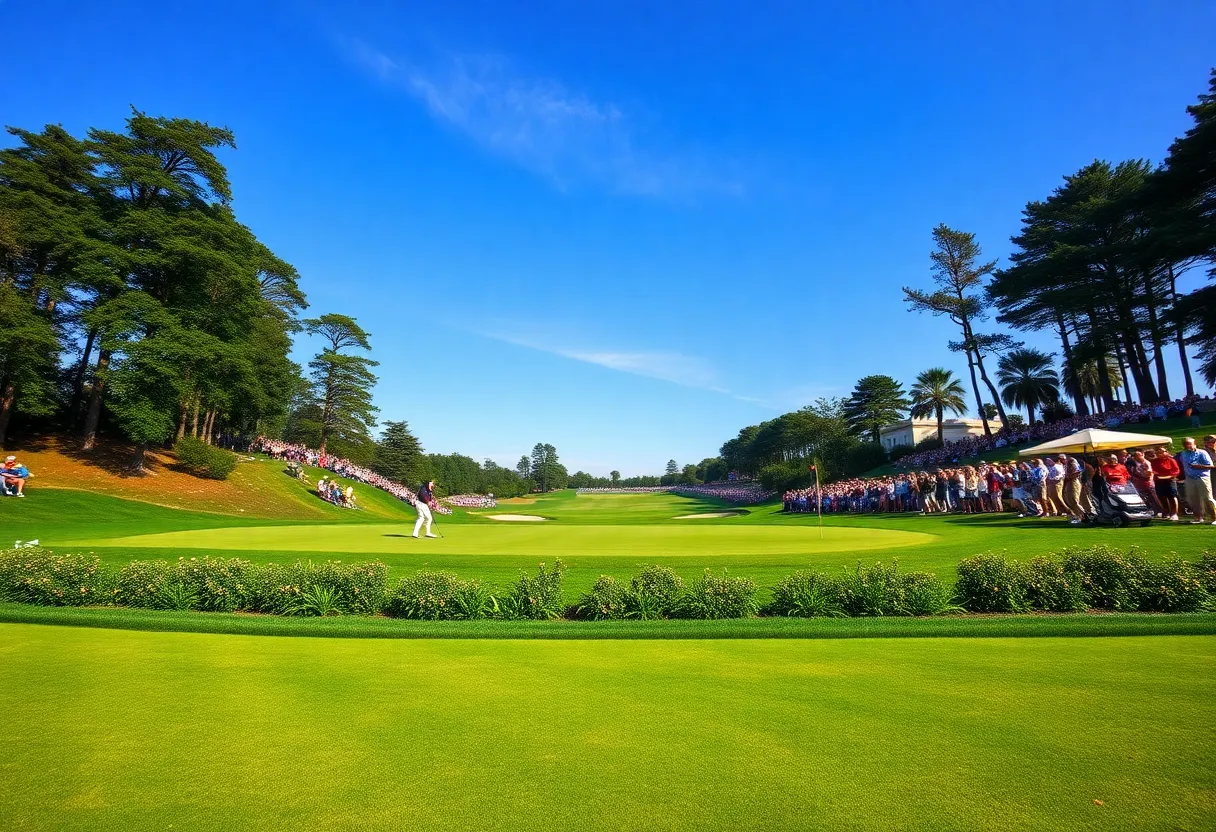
[483,328,723,390]
[341,39,742,200]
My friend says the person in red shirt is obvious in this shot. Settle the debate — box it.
[1099,453,1130,487]
[1147,447,1181,520]
[1127,449,1159,512]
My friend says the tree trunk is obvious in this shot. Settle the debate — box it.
[1128,328,1159,403]
[190,396,200,438]
[0,379,15,448]
[1142,271,1170,401]
[964,348,991,437]
[936,405,944,443]
[81,350,110,451]
[176,403,188,443]
[68,327,98,425]
[1056,313,1089,416]
[1114,341,1133,404]
[975,358,1009,430]
[1168,265,1195,397]
[130,442,146,473]
[1027,404,1035,426]
[1085,307,1117,411]
[203,410,216,444]
[964,320,1009,430]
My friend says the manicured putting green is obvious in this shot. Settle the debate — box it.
[1,625,1211,831]
[81,522,934,556]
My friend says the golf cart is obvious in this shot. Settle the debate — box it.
[1087,475,1154,527]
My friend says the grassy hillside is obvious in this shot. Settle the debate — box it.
[4,436,414,522]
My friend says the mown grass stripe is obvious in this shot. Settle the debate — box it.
[2,603,1213,640]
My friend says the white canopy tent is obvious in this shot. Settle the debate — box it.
[1018,428,1173,457]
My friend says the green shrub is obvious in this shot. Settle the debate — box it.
[627,565,684,619]
[837,561,907,616]
[249,560,388,616]
[498,561,567,620]
[765,570,845,617]
[1194,550,1216,594]
[114,559,174,608]
[955,553,1029,613]
[170,556,254,612]
[676,571,758,619]
[174,436,239,480]
[898,571,963,616]
[0,548,112,607]
[117,557,253,612]
[575,575,630,620]
[1060,546,1146,611]
[1022,557,1086,612]
[1134,558,1212,613]
[385,570,495,620]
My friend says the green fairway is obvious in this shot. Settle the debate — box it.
[1,624,1211,832]
[83,521,934,557]
[7,480,1216,598]
[4,476,1211,600]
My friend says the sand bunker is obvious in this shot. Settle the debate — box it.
[486,514,548,522]
[674,511,743,519]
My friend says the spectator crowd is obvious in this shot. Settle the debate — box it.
[578,481,773,504]
[254,438,458,514]
[785,434,1216,526]
[895,396,1212,471]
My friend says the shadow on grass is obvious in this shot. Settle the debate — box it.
[10,432,162,479]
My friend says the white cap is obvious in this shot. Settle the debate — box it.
[4,456,14,462]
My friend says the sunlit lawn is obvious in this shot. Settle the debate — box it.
[1,625,1212,831]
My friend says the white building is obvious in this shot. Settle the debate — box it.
[878,418,987,452]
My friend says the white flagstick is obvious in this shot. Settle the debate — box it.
[811,462,823,540]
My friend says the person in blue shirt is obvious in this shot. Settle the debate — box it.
[1178,437,1216,524]
[2,456,30,497]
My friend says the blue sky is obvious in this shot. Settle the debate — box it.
[4,0,1214,475]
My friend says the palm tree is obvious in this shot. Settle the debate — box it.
[997,349,1060,425]
[909,368,967,443]
[1061,354,1122,414]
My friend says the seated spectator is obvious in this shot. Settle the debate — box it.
[1099,454,1130,487]
[2,456,30,497]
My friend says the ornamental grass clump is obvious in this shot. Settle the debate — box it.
[675,570,758,619]
[575,575,630,620]
[765,570,845,618]
[248,560,388,616]
[499,560,567,620]
[0,548,111,607]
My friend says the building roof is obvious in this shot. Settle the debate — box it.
[878,417,986,435]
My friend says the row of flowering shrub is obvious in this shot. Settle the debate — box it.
[1,546,1213,620]
[955,546,1216,613]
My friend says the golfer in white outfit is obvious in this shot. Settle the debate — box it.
[413,480,439,538]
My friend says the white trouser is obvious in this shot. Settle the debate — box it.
[413,501,434,536]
